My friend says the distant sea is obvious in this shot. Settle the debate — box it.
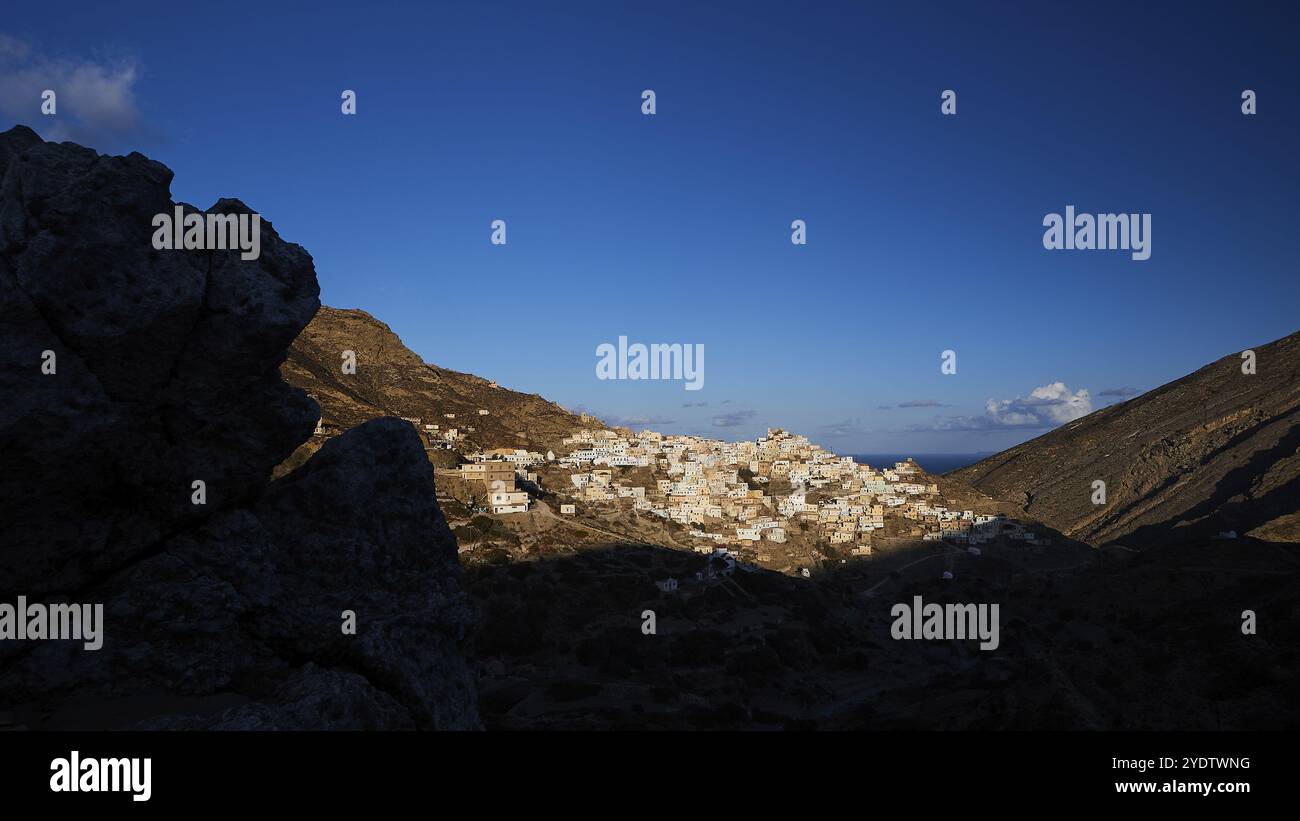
[849,453,991,475]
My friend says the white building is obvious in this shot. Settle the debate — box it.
[490,490,530,514]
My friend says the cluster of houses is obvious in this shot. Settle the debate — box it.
[436,452,535,515]
[410,411,496,449]
[922,514,1043,546]
[551,427,967,555]
[415,416,1047,563]
[459,426,1040,555]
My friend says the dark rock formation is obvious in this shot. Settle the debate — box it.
[0,125,478,729]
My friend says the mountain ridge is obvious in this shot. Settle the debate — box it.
[952,330,1300,546]
[281,306,606,467]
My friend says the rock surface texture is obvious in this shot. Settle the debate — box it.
[0,125,478,729]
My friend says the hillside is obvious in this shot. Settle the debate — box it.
[952,330,1300,546]
[281,306,605,462]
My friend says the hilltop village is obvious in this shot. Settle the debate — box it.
[387,417,1045,575]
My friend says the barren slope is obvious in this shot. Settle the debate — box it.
[952,330,1300,546]
[282,305,604,456]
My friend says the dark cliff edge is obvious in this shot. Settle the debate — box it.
[0,125,479,729]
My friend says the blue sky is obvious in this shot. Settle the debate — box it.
[2,1,1297,453]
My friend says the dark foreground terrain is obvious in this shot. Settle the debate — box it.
[466,537,1300,730]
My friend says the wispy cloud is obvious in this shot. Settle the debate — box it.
[896,399,948,408]
[0,33,148,151]
[604,414,674,428]
[906,381,1091,432]
[712,409,755,428]
[682,401,709,408]
[817,418,869,438]
[1099,386,1140,397]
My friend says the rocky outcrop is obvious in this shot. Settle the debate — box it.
[0,125,478,729]
[280,305,604,465]
[952,330,1300,547]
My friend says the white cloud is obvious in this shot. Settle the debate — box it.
[985,381,1091,427]
[0,33,145,150]
[906,381,1091,432]
[0,33,31,62]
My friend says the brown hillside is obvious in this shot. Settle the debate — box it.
[281,306,603,459]
[951,330,1300,546]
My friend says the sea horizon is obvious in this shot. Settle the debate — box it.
[848,453,992,475]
